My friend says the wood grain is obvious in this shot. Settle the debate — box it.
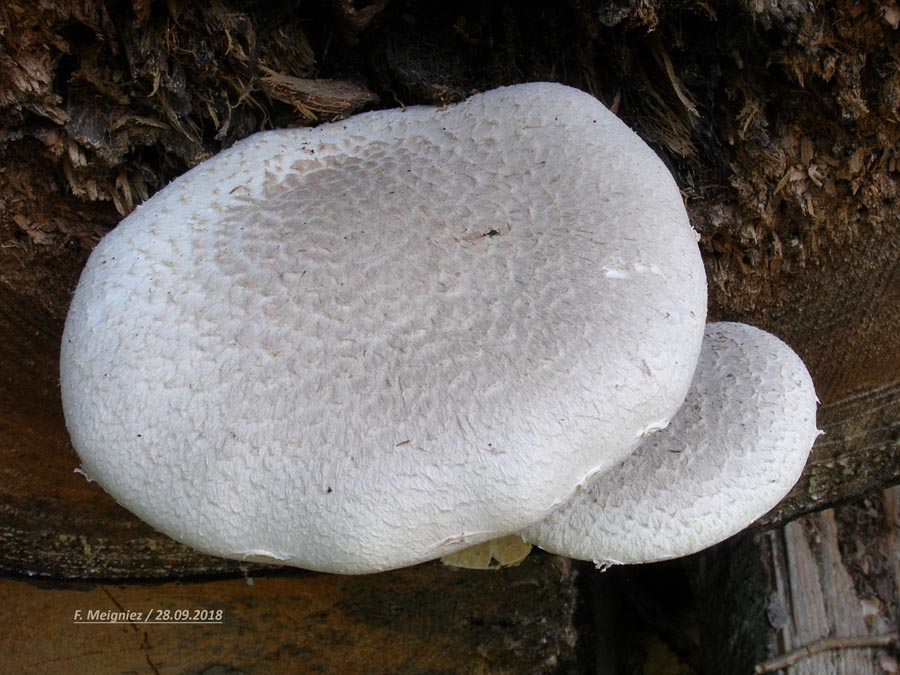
[0,554,577,674]
[0,0,898,581]
[694,486,900,675]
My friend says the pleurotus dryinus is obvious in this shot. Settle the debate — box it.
[521,321,819,566]
[60,83,707,573]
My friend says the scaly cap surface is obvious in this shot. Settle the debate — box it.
[522,322,818,565]
[61,83,706,573]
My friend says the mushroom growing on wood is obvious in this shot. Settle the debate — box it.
[60,83,707,573]
[521,321,819,566]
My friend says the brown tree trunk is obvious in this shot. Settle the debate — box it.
[692,485,900,675]
[1,6,898,672]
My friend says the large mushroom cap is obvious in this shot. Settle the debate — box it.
[60,83,706,573]
[521,321,819,565]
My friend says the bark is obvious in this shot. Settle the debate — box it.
[0,0,897,580]
[0,554,579,674]
[692,486,900,675]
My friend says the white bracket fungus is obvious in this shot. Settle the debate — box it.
[60,83,709,573]
[521,322,819,565]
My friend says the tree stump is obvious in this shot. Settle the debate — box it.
[1,1,899,671]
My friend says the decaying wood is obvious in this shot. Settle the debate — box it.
[755,634,899,675]
[0,554,578,674]
[693,486,900,675]
[771,513,885,674]
[0,0,897,582]
[258,67,379,121]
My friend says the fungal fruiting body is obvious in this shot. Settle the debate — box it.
[60,83,707,573]
[521,321,819,565]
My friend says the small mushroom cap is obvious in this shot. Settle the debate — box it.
[521,322,819,565]
[60,83,706,573]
